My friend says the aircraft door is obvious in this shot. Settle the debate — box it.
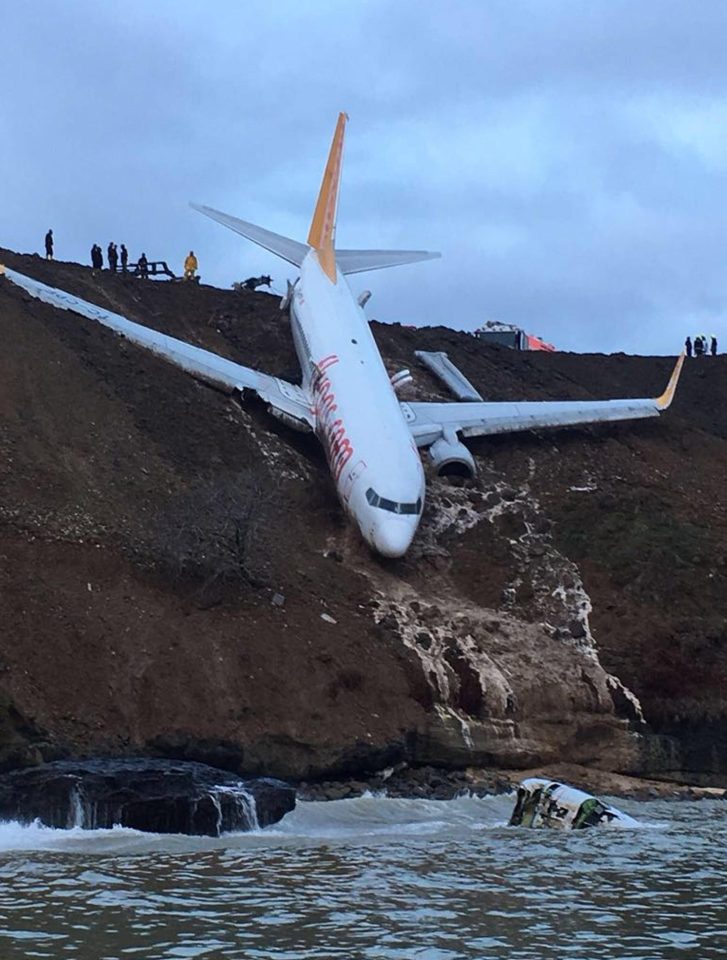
[342,460,367,504]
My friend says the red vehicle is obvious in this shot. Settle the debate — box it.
[524,333,555,352]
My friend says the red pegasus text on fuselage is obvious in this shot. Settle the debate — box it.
[311,355,355,481]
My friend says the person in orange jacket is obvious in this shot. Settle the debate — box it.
[184,250,198,280]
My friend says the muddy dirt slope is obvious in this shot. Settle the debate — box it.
[1,248,725,786]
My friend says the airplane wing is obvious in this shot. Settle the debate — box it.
[336,248,441,275]
[1,266,314,431]
[403,354,685,446]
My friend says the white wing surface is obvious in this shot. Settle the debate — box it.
[190,204,440,277]
[336,248,441,275]
[2,266,314,430]
[404,354,685,447]
[190,203,310,267]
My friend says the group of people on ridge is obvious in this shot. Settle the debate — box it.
[91,242,134,273]
[685,335,717,357]
[43,230,191,283]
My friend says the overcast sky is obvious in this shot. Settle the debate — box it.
[3,0,727,354]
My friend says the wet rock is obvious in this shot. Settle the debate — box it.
[376,613,399,635]
[421,606,442,624]
[0,693,47,774]
[0,758,295,836]
[530,516,554,535]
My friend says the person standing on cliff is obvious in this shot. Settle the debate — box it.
[685,336,692,358]
[137,252,149,279]
[184,250,198,280]
[120,244,128,272]
[711,335,718,356]
[44,229,54,260]
[694,336,704,357]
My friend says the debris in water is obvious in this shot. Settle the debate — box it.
[509,778,639,829]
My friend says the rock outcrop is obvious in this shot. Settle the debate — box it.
[0,759,295,835]
[1,248,725,788]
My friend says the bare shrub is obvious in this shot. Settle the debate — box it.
[147,471,279,599]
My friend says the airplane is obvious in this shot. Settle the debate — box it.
[0,113,685,558]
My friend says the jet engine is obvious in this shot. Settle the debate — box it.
[428,436,476,479]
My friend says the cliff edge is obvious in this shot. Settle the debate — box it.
[1,249,725,786]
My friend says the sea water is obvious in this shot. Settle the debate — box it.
[0,793,724,959]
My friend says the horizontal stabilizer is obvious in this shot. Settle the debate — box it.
[190,203,309,267]
[336,248,441,275]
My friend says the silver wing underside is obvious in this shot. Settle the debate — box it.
[2,268,682,461]
[405,351,684,447]
[404,396,661,446]
[190,203,309,267]
[336,248,441,274]
[2,267,314,430]
[190,204,440,276]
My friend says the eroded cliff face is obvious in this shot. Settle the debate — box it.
[1,249,725,784]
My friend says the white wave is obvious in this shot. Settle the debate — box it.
[0,792,667,855]
[248,793,513,841]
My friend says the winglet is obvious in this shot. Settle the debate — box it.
[307,112,348,283]
[655,352,685,410]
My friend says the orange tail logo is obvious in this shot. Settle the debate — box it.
[307,112,348,282]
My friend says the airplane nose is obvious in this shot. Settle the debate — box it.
[371,518,417,558]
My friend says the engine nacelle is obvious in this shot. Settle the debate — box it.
[428,436,476,479]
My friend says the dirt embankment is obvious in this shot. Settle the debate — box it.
[1,248,726,789]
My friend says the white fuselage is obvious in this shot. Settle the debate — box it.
[290,251,425,557]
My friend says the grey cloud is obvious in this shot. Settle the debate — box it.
[2,0,727,355]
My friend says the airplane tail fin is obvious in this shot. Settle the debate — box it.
[307,112,348,282]
[193,112,440,277]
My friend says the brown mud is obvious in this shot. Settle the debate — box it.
[1,248,726,795]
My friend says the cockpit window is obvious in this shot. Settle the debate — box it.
[366,487,422,515]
